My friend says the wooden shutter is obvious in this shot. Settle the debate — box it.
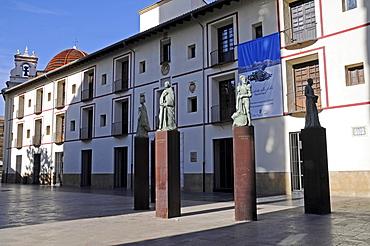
[290,0,316,43]
[293,60,321,111]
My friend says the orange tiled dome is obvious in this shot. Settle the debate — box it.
[44,47,88,72]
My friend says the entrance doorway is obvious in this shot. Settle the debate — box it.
[33,154,41,184]
[289,132,304,191]
[81,149,92,186]
[55,152,64,185]
[213,138,234,192]
[114,147,128,188]
[15,155,22,183]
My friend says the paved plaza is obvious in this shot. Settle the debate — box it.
[0,183,369,245]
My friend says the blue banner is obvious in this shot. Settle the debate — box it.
[238,32,283,119]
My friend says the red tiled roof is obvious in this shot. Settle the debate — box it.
[44,48,88,72]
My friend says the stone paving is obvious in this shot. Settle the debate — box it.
[0,183,369,245]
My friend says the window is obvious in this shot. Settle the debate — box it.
[287,60,321,112]
[188,44,196,59]
[56,80,66,108]
[210,23,235,66]
[34,88,43,114]
[81,71,94,101]
[114,57,129,92]
[46,125,50,135]
[48,92,51,101]
[70,120,76,132]
[15,123,23,148]
[112,100,129,136]
[33,119,42,146]
[27,129,30,138]
[101,74,107,85]
[343,0,357,11]
[253,23,263,39]
[55,114,65,143]
[211,78,236,123]
[160,37,171,64]
[188,97,197,112]
[289,0,316,44]
[346,63,364,86]
[72,84,76,94]
[17,95,25,119]
[28,99,31,107]
[80,107,94,140]
[140,61,146,73]
[100,114,107,127]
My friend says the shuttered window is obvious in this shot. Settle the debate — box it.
[347,64,364,86]
[290,0,316,43]
[293,60,321,111]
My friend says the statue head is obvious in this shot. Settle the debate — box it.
[240,75,247,84]
[164,81,171,88]
[140,93,146,104]
[307,78,313,86]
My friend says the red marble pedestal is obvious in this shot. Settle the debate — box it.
[134,137,150,210]
[155,130,180,218]
[232,126,257,221]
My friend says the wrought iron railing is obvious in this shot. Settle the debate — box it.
[111,121,128,136]
[80,127,93,140]
[113,79,129,93]
[211,105,235,123]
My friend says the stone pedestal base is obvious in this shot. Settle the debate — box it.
[134,137,150,210]
[301,127,331,215]
[155,130,180,218]
[232,126,257,221]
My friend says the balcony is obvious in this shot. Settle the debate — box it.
[54,131,64,145]
[113,79,129,93]
[14,138,22,149]
[34,103,42,114]
[283,23,317,50]
[210,49,235,67]
[16,109,24,119]
[81,87,93,101]
[32,135,42,147]
[80,127,93,140]
[55,98,65,109]
[211,105,234,124]
[111,121,128,136]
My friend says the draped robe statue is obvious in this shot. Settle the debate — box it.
[136,93,151,137]
[304,78,321,128]
[158,81,176,131]
[232,75,252,127]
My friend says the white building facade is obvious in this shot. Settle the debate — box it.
[2,0,369,197]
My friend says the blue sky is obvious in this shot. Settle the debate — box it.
[0,0,214,115]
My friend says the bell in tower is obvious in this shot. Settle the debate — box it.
[9,46,38,83]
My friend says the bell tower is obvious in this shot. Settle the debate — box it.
[9,47,38,83]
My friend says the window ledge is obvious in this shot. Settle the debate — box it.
[286,108,323,118]
[285,39,318,50]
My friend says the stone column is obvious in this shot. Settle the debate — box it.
[301,127,331,215]
[232,126,257,221]
[155,130,180,218]
[134,137,150,210]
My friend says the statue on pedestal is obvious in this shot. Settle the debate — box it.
[232,75,252,127]
[304,78,321,128]
[136,93,151,138]
[158,81,177,131]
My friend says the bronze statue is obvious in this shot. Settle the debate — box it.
[304,78,321,128]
